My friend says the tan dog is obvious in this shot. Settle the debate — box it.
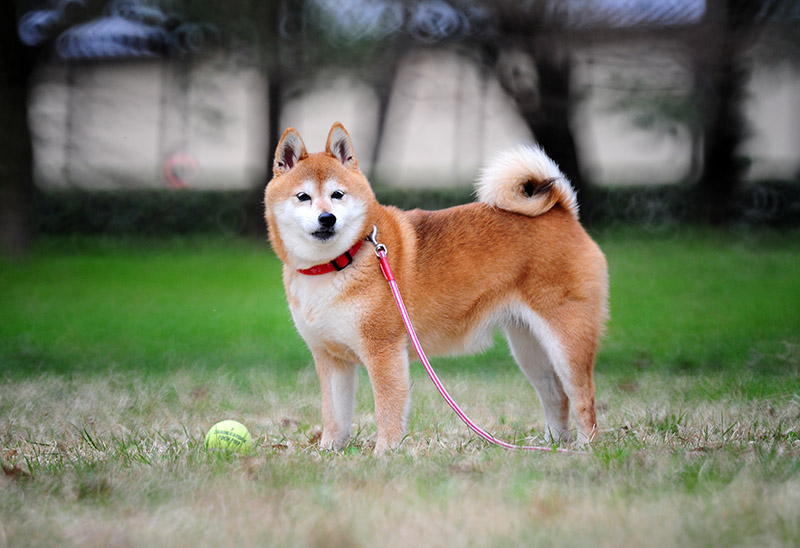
[264,123,608,453]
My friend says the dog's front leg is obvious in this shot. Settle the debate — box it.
[313,350,358,451]
[363,343,411,454]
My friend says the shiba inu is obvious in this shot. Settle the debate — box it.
[264,123,608,453]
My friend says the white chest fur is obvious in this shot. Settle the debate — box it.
[286,272,364,355]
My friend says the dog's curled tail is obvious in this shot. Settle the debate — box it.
[475,145,579,219]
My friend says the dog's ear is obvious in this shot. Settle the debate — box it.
[325,122,358,170]
[274,128,307,176]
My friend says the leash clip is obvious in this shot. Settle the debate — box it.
[367,225,387,257]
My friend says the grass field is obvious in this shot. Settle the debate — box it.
[1,228,799,547]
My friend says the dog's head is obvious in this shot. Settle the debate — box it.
[264,123,376,268]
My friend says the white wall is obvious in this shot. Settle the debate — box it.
[28,48,800,190]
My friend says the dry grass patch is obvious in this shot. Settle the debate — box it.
[2,368,798,547]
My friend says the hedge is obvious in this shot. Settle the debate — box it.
[33,181,800,237]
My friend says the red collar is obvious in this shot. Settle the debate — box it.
[297,239,364,275]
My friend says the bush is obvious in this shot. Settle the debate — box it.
[586,182,800,228]
[34,181,799,237]
[36,188,265,236]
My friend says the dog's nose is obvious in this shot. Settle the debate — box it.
[318,212,336,228]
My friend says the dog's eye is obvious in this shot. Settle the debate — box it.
[296,192,311,202]
[331,190,345,200]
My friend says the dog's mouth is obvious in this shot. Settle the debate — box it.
[312,228,336,241]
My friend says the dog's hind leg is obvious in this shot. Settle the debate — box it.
[504,322,572,443]
[545,303,600,445]
[314,351,358,450]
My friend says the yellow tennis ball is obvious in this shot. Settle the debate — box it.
[204,420,253,454]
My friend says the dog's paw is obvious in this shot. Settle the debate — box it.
[543,426,573,445]
[373,435,406,455]
[574,424,598,447]
[373,438,391,455]
[320,431,350,451]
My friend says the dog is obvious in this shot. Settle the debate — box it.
[264,123,608,453]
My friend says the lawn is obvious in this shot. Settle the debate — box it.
[1,228,799,547]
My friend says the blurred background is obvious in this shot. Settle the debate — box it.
[2,0,799,254]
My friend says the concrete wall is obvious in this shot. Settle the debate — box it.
[30,57,267,190]
[28,47,800,190]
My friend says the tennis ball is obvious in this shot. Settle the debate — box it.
[204,420,253,454]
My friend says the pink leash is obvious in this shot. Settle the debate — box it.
[367,226,574,453]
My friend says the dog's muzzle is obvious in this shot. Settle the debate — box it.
[313,212,336,241]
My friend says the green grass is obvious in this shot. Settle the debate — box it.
[1,228,799,547]
[600,227,800,375]
[0,236,308,377]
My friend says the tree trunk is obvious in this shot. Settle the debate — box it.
[695,52,748,224]
[246,0,285,235]
[528,47,590,208]
[693,0,763,224]
[367,43,407,183]
[493,43,592,215]
[263,0,284,172]
[266,68,283,167]
[0,2,37,257]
